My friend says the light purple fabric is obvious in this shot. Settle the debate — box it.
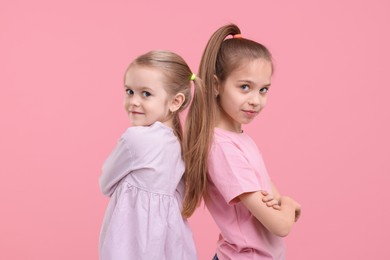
[206,128,285,260]
[99,122,197,260]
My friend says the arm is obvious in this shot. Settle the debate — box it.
[260,190,281,210]
[271,181,282,201]
[270,181,301,222]
[99,136,133,196]
[239,191,300,237]
[208,141,300,235]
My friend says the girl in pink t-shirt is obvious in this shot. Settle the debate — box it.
[99,50,205,260]
[182,24,301,259]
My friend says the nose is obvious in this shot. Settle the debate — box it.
[124,95,140,111]
[248,93,263,107]
[128,95,141,107]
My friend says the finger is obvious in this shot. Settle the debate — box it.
[262,194,273,202]
[272,204,281,210]
[266,199,279,206]
[295,209,301,222]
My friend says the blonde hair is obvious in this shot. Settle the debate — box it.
[126,50,205,145]
[181,24,274,218]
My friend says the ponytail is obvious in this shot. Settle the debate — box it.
[198,24,241,85]
[182,76,207,218]
[181,24,240,218]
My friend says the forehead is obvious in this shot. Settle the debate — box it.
[229,59,272,81]
[124,65,166,89]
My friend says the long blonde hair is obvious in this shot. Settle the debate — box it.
[181,24,274,218]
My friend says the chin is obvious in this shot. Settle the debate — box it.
[130,121,142,126]
[242,119,255,124]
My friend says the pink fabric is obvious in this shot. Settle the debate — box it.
[99,122,197,260]
[206,128,285,260]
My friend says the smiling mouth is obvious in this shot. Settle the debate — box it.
[130,111,144,115]
[243,110,257,114]
[242,110,258,117]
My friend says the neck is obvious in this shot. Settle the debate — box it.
[160,117,174,129]
[215,108,242,133]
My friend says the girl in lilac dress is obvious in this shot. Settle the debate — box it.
[99,50,203,260]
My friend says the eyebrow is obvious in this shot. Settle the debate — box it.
[237,80,271,87]
[124,85,154,91]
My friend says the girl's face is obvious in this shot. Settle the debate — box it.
[215,58,272,132]
[123,65,173,127]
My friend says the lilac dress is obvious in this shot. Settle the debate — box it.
[99,122,197,260]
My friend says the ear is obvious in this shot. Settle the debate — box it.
[169,93,185,113]
[213,75,220,97]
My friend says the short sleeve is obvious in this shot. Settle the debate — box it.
[99,135,134,197]
[208,141,263,204]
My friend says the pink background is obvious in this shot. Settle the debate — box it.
[1,0,389,259]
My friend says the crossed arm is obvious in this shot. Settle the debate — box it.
[239,182,301,237]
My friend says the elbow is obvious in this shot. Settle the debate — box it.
[99,181,108,196]
[273,228,291,238]
[100,185,114,197]
[100,184,114,197]
[100,185,109,196]
[271,220,294,237]
[99,176,113,197]
[99,164,117,196]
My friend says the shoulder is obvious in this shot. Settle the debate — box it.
[121,122,176,150]
[209,129,262,170]
[211,128,252,152]
[123,122,171,139]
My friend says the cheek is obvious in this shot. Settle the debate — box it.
[220,89,233,102]
[123,98,129,110]
[220,97,236,115]
[261,96,268,107]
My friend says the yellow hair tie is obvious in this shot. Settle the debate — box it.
[190,73,196,81]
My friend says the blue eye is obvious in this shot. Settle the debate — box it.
[260,87,269,94]
[240,85,250,91]
[126,89,134,95]
[142,91,151,97]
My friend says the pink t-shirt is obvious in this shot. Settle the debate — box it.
[206,128,285,260]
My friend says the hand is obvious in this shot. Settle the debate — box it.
[260,190,281,210]
[280,195,301,222]
[294,203,301,222]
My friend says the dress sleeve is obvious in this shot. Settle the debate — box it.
[99,135,134,197]
[208,141,263,205]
